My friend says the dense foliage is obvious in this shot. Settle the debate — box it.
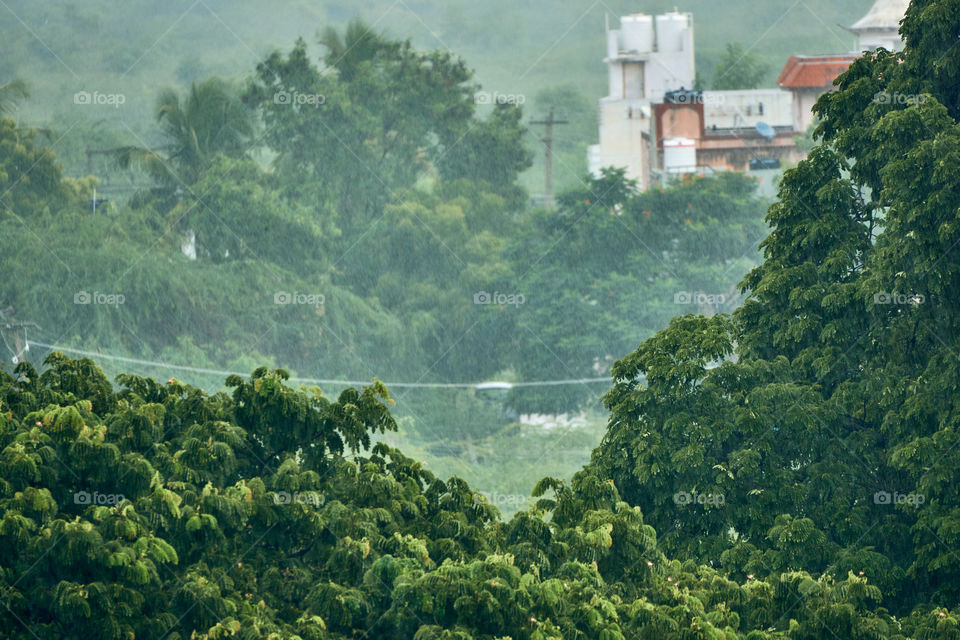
[590,0,960,621]
[0,20,767,427]
[3,0,960,637]
[4,354,959,639]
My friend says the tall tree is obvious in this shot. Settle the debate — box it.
[245,21,530,280]
[592,0,960,614]
[713,42,769,90]
[118,77,254,188]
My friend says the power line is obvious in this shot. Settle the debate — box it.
[24,341,613,389]
[2,317,38,364]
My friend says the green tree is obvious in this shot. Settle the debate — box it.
[506,169,767,412]
[0,118,70,218]
[713,42,769,90]
[1,353,930,639]
[118,77,254,188]
[591,0,960,616]
[245,22,530,269]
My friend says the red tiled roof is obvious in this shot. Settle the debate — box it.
[777,55,857,89]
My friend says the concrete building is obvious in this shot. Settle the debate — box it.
[588,10,801,184]
[777,0,908,134]
[587,11,695,189]
[653,89,801,177]
[777,55,858,134]
[848,0,910,52]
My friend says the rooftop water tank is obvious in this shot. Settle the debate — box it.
[663,137,697,173]
[655,12,689,53]
[620,14,653,53]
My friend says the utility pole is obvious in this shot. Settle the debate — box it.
[531,108,568,208]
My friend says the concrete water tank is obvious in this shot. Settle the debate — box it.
[655,12,689,53]
[663,137,698,172]
[620,14,653,53]
[607,28,620,59]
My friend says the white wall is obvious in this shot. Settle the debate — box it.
[702,89,794,129]
[589,98,652,187]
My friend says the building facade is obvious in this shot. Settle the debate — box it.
[848,0,909,52]
[587,11,695,189]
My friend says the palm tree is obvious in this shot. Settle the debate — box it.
[320,19,398,81]
[117,77,254,186]
[0,80,29,115]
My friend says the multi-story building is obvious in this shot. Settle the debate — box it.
[587,11,695,190]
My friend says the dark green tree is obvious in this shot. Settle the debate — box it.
[591,0,960,616]
[3,353,935,639]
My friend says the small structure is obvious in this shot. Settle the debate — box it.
[847,0,910,52]
[777,55,858,133]
[653,88,802,175]
[777,0,908,134]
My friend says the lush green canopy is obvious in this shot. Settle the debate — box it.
[4,354,956,639]
[591,0,960,620]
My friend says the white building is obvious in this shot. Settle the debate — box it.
[779,0,909,134]
[701,89,794,130]
[848,0,910,52]
[587,11,694,189]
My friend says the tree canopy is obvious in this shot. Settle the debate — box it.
[591,0,960,620]
[5,353,957,639]
[4,2,960,637]
[713,43,770,90]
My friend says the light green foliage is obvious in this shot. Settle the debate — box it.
[3,354,940,639]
